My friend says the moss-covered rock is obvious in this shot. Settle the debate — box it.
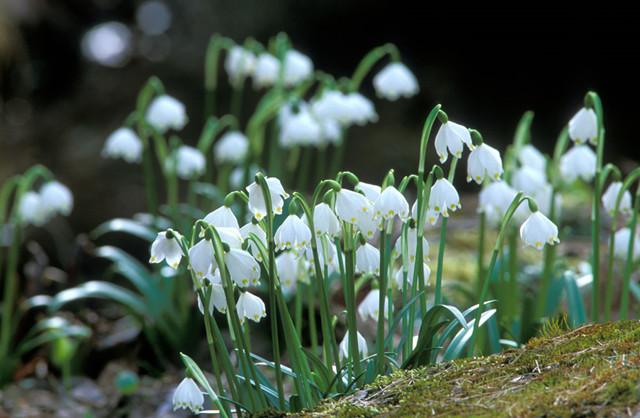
[297,321,640,417]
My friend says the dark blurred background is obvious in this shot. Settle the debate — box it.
[1,1,639,233]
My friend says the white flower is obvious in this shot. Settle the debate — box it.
[512,166,547,196]
[253,52,280,88]
[189,239,216,278]
[613,228,640,260]
[215,227,243,249]
[335,188,374,226]
[236,291,266,323]
[225,45,256,84]
[146,95,187,133]
[532,183,561,219]
[356,182,381,202]
[356,212,380,240]
[602,181,632,216]
[172,378,204,413]
[19,191,47,226]
[225,248,260,287]
[356,243,380,275]
[393,227,429,264]
[40,181,73,217]
[339,331,367,359]
[394,261,431,289]
[467,143,503,184]
[560,145,596,183]
[358,289,389,321]
[197,271,227,314]
[518,144,546,173]
[240,222,267,261]
[313,203,341,237]
[149,231,183,268]
[374,186,409,221]
[102,128,143,163]
[311,90,351,124]
[373,62,419,100]
[319,118,342,146]
[283,49,313,87]
[275,215,312,253]
[279,107,322,147]
[428,178,461,218]
[173,146,206,179]
[276,251,302,290]
[306,235,339,274]
[203,206,239,230]
[343,93,377,126]
[519,211,559,250]
[568,107,598,145]
[434,121,473,163]
[214,131,249,164]
[246,176,289,221]
[478,181,518,224]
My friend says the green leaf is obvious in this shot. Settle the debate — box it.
[442,309,497,361]
[16,317,91,355]
[48,280,148,318]
[402,304,469,369]
[563,271,587,327]
[383,290,424,349]
[91,218,156,241]
[94,246,154,297]
[179,353,220,402]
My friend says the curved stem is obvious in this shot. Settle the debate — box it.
[350,43,400,91]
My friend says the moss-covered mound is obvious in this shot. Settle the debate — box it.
[297,321,640,417]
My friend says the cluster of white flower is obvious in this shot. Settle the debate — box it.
[18,181,74,226]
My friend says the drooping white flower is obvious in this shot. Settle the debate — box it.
[214,131,249,165]
[283,49,313,87]
[276,251,302,290]
[102,128,143,163]
[225,248,260,287]
[306,235,339,274]
[613,228,640,260]
[335,188,374,226]
[467,143,503,184]
[478,181,518,225]
[215,226,243,249]
[172,146,206,180]
[225,45,256,84]
[275,215,312,253]
[511,166,548,196]
[394,260,431,289]
[318,118,342,146]
[531,183,561,219]
[343,93,378,126]
[279,107,322,147]
[236,291,266,323]
[560,145,596,183]
[519,211,560,250]
[356,212,381,240]
[197,270,227,314]
[518,144,546,173]
[240,222,267,261]
[311,90,351,124]
[40,181,73,217]
[203,206,239,229]
[428,178,461,218]
[393,227,429,264]
[568,107,598,145]
[172,378,204,414]
[356,182,381,203]
[357,289,389,321]
[356,243,380,275]
[189,239,216,278]
[373,62,419,101]
[252,52,280,88]
[313,203,341,237]
[146,95,187,133]
[19,191,47,226]
[246,176,289,221]
[602,181,632,216]
[434,121,473,163]
[339,331,367,360]
[374,186,410,221]
[149,231,183,269]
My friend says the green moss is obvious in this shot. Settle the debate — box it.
[296,321,640,417]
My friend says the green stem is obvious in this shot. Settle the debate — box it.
[434,158,458,305]
[342,224,362,379]
[589,91,605,323]
[350,43,400,91]
[375,228,388,374]
[621,200,639,320]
